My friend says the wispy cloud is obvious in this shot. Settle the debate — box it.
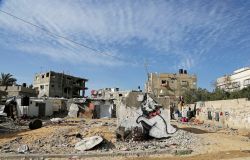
[0,0,249,69]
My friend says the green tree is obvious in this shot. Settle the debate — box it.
[0,73,17,86]
[0,73,17,91]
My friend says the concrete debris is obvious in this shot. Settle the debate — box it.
[115,129,200,151]
[50,118,64,123]
[17,144,29,153]
[0,118,205,155]
[75,136,103,151]
[68,104,79,118]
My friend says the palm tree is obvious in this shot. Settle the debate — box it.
[0,73,17,91]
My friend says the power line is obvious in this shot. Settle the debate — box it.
[0,9,128,62]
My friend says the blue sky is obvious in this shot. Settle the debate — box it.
[0,0,250,94]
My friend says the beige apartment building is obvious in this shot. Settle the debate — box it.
[33,71,88,98]
[145,69,197,98]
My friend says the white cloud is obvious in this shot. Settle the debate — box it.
[0,0,249,68]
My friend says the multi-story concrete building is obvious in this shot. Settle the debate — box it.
[145,69,197,98]
[217,67,250,92]
[33,71,88,98]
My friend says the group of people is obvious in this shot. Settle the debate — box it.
[170,96,196,121]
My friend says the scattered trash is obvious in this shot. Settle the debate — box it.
[75,136,103,151]
[17,144,29,153]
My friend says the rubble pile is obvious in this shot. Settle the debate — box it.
[0,119,27,134]
[115,129,200,152]
[0,118,201,155]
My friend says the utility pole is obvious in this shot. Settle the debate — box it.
[144,59,149,94]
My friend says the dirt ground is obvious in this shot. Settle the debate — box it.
[0,118,250,159]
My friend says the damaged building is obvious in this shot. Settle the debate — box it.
[91,88,128,100]
[33,71,88,98]
[145,69,197,98]
[0,84,37,98]
[67,97,116,119]
[91,88,132,118]
[3,97,68,118]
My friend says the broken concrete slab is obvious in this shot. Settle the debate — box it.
[74,136,103,151]
[17,144,29,153]
[68,103,79,118]
[50,118,64,123]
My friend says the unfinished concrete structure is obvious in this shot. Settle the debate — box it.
[33,71,88,98]
[217,67,250,92]
[145,69,197,98]
[0,85,37,98]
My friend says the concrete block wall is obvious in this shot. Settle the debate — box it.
[196,98,250,129]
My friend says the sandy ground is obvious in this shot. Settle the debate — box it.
[0,118,250,159]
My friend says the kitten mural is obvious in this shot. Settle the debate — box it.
[136,94,176,138]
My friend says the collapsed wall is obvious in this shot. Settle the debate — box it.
[116,91,176,139]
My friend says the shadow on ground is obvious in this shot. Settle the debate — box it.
[179,127,211,134]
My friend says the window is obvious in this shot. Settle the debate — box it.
[42,75,45,78]
[161,80,167,84]
[46,72,50,77]
[219,85,226,89]
[40,85,44,89]
[232,81,240,88]
[64,88,68,93]
[244,79,250,86]
[51,84,55,88]
[51,73,56,78]
[181,81,188,86]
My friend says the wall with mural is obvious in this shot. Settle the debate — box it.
[117,91,176,139]
[195,98,250,129]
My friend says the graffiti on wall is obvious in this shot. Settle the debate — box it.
[136,94,176,139]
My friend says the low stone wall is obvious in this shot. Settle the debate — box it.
[196,98,250,129]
